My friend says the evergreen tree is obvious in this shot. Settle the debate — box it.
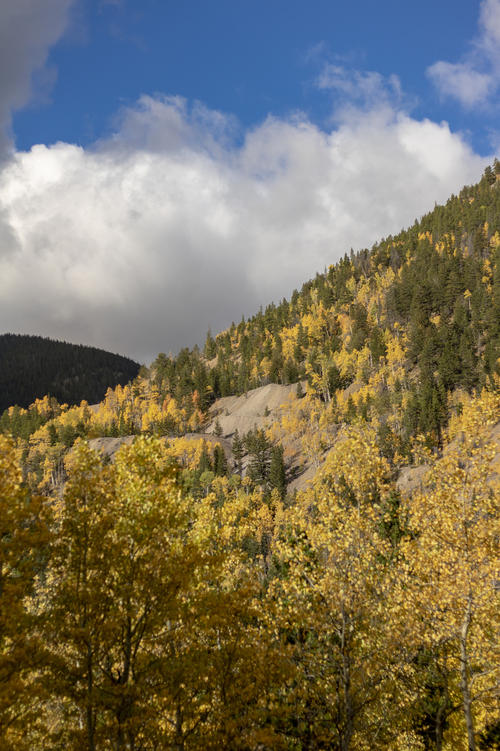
[204,329,217,359]
[198,441,212,473]
[232,429,244,477]
[245,429,272,488]
[213,444,227,476]
[269,444,286,499]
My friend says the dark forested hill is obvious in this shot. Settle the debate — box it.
[0,333,140,412]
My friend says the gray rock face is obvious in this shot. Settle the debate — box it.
[206,382,302,437]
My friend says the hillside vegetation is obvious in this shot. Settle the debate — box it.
[0,165,499,750]
[0,333,140,413]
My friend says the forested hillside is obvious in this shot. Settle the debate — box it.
[0,165,498,750]
[151,158,500,455]
[0,333,140,412]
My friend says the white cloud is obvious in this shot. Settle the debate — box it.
[427,0,500,108]
[0,95,488,364]
[0,0,74,154]
[317,65,404,111]
[479,0,500,53]
[0,1,491,367]
[427,62,492,108]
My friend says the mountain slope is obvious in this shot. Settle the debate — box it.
[0,333,140,413]
[3,162,500,495]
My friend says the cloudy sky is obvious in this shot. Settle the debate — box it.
[0,0,498,364]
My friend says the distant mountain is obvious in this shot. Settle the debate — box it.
[0,333,140,412]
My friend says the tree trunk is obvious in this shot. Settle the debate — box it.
[173,700,184,751]
[340,606,354,751]
[435,699,444,751]
[460,594,476,751]
[115,614,133,751]
[82,522,96,751]
[86,642,96,751]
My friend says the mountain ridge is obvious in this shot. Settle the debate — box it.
[0,332,140,414]
[3,162,500,494]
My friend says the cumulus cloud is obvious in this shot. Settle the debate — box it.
[0,94,488,364]
[427,0,500,108]
[0,0,74,154]
[0,2,491,366]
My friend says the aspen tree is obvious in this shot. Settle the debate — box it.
[0,436,49,750]
[273,426,401,750]
[400,393,500,750]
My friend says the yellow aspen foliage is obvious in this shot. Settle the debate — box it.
[281,324,299,361]
[334,345,357,381]
[39,446,66,491]
[305,354,335,402]
[140,400,163,432]
[259,355,272,379]
[272,425,400,749]
[277,391,310,439]
[317,422,392,501]
[40,438,291,749]
[489,230,500,248]
[355,277,372,309]
[399,394,500,750]
[42,438,198,748]
[165,436,214,468]
[32,395,60,419]
[337,310,353,340]
[0,437,49,751]
[482,257,493,286]
[346,275,357,296]
[429,313,441,327]
[187,406,204,431]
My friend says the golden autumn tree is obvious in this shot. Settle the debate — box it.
[272,424,404,750]
[183,484,293,750]
[42,441,119,749]
[40,437,291,750]
[399,392,500,751]
[0,436,49,750]
[42,437,202,749]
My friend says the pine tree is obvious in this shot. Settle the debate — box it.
[204,329,217,359]
[232,429,244,476]
[245,429,272,488]
[213,443,227,476]
[198,440,213,473]
[269,444,286,500]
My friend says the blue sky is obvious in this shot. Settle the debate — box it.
[0,0,498,362]
[11,0,496,155]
